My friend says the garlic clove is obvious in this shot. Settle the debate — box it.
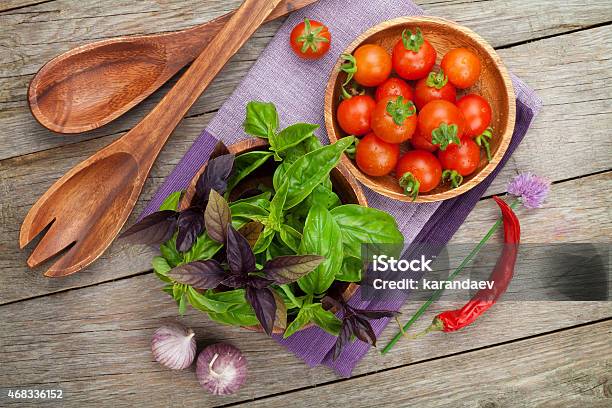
[151,323,196,370]
[196,343,248,395]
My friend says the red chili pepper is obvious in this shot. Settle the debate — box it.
[429,196,521,333]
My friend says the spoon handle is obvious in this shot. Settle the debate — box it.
[119,0,282,170]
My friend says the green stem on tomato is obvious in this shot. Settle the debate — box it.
[381,198,520,355]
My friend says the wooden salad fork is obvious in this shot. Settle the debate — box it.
[20,0,283,277]
[28,0,315,134]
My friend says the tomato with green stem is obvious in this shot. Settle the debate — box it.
[336,95,376,136]
[342,44,392,87]
[438,137,481,187]
[355,133,400,176]
[392,28,436,80]
[375,77,414,102]
[414,70,456,110]
[290,18,331,60]
[371,96,417,144]
[441,48,481,89]
[396,150,442,200]
[456,94,492,138]
[417,100,466,150]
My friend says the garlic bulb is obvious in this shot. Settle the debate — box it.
[151,323,196,370]
[196,343,248,395]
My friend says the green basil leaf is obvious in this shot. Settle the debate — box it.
[207,302,260,326]
[178,294,187,315]
[310,304,342,336]
[335,256,363,282]
[330,204,404,258]
[186,287,235,313]
[160,235,182,267]
[298,205,344,294]
[226,151,274,195]
[283,137,355,210]
[283,135,323,163]
[279,224,302,253]
[229,202,270,221]
[272,123,319,154]
[243,101,278,138]
[152,256,172,282]
[266,237,296,260]
[253,226,276,254]
[283,306,313,338]
[230,191,272,207]
[158,191,182,211]
[182,232,223,263]
[206,288,248,305]
[272,161,291,191]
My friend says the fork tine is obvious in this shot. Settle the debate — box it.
[26,221,76,268]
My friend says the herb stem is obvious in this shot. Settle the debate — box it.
[280,284,302,308]
[381,198,520,354]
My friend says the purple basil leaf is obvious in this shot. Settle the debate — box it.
[349,315,377,346]
[354,309,400,320]
[193,154,235,207]
[226,225,256,275]
[176,207,205,252]
[332,319,352,361]
[245,286,276,336]
[222,275,250,288]
[204,190,231,243]
[167,260,226,289]
[119,210,178,244]
[263,255,325,284]
[321,295,344,312]
[248,276,274,289]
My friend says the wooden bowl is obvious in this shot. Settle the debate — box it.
[325,16,516,202]
[180,138,364,334]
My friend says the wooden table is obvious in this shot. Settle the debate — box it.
[1,1,610,406]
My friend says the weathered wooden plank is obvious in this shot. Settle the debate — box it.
[1,1,611,160]
[0,246,609,406]
[240,320,612,408]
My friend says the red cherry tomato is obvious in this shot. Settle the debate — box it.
[336,95,376,136]
[438,137,481,176]
[375,77,414,102]
[371,96,418,144]
[417,100,466,150]
[355,133,400,176]
[290,18,331,60]
[441,48,482,89]
[410,127,438,152]
[351,44,392,87]
[392,29,436,80]
[396,150,442,199]
[456,94,492,137]
[414,70,457,110]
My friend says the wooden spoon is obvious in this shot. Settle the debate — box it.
[28,0,314,134]
[20,0,283,277]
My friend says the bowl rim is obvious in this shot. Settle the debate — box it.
[325,15,516,203]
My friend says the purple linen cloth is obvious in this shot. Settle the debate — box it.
[142,0,542,377]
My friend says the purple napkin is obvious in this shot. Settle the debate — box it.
[142,0,542,377]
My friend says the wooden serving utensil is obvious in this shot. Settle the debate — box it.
[20,0,283,277]
[28,0,314,134]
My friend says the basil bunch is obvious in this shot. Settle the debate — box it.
[125,101,403,348]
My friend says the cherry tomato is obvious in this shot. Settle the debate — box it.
[375,77,414,102]
[414,70,457,110]
[351,44,392,87]
[396,150,442,199]
[456,94,492,137]
[371,96,417,144]
[290,18,331,60]
[417,100,465,150]
[355,133,400,176]
[410,127,438,152]
[441,48,481,89]
[438,137,480,176]
[336,95,376,136]
[392,29,436,80]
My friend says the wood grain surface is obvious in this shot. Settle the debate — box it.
[0,0,610,406]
